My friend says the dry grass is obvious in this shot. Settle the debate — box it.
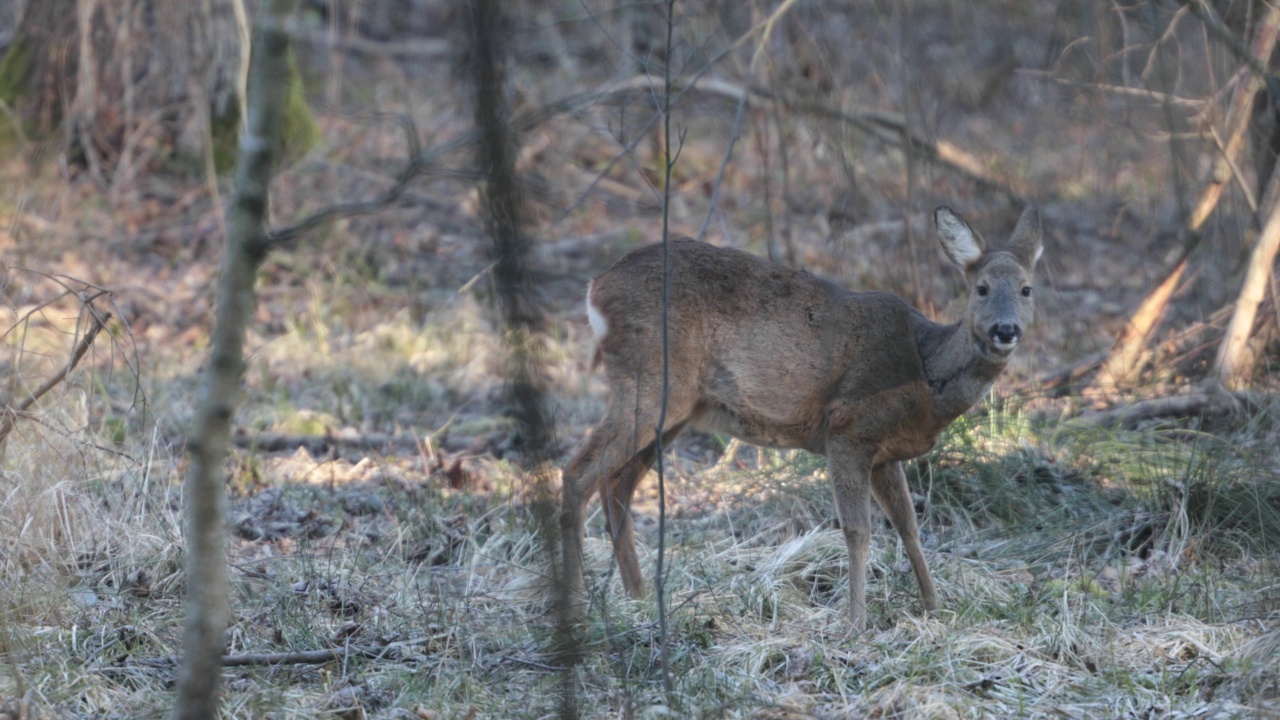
[2,386,1278,718]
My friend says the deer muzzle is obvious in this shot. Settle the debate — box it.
[988,323,1020,352]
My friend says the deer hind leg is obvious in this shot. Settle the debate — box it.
[871,461,940,613]
[561,416,638,618]
[560,393,690,615]
[602,420,688,599]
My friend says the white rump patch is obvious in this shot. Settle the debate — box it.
[586,280,608,338]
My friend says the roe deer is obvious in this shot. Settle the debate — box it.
[560,205,1043,630]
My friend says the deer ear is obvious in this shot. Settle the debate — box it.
[1007,204,1043,269]
[935,206,984,270]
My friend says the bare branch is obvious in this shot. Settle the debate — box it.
[1021,70,1206,108]
[1182,0,1278,82]
[291,30,448,60]
[697,0,804,241]
[265,151,434,249]
[1100,2,1280,387]
[0,310,111,444]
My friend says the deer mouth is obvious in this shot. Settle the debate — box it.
[990,337,1018,354]
[987,323,1021,355]
[975,333,1017,359]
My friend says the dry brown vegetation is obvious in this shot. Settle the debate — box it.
[2,1,1280,718]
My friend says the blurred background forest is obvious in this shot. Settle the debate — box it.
[2,0,1280,718]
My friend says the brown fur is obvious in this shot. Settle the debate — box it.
[560,206,1044,631]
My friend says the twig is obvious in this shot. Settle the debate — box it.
[265,79,658,249]
[696,0,803,241]
[777,92,1025,203]
[602,74,1024,202]
[1181,0,1279,83]
[265,149,432,249]
[0,311,111,443]
[1207,123,1258,212]
[1021,70,1206,108]
[653,0,677,699]
[291,30,448,59]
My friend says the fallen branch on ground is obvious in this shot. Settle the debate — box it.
[1080,391,1243,428]
[220,645,418,667]
[224,430,476,455]
[128,638,435,669]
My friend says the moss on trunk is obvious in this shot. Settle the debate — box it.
[277,48,319,168]
[0,36,32,149]
[0,0,77,152]
[210,46,316,174]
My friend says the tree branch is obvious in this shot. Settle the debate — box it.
[0,310,111,444]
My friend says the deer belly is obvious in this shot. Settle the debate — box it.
[691,400,821,452]
[875,429,942,463]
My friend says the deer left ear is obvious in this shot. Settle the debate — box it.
[936,206,984,271]
[1008,205,1043,269]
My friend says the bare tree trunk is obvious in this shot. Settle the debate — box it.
[0,0,310,176]
[0,0,77,141]
[1213,190,1280,388]
[1100,3,1280,387]
[1096,259,1188,388]
[1,0,240,140]
[466,1,570,718]
[468,0,552,459]
[169,2,293,719]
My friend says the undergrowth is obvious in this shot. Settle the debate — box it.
[3,382,1279,719]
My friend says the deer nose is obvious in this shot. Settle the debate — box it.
[989,323,1020,347]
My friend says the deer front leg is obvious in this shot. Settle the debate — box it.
[826,436,875,632]
[871,461,940,613]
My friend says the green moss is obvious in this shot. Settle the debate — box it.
[0,38,31,105]
[210,94,242,175]
[276,48,319,167]
[0,37,33,151]
[213,47,318,173]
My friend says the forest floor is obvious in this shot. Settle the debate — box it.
[3,2,1280,718]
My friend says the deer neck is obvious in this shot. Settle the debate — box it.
[915,318,1008,424]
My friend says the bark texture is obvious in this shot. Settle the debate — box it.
[169,2,293,718]
[469,0,553,460]
[1213,192,1280,388]
[467,2,571,718]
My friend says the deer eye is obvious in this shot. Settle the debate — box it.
[1021,286,1032,297]
[976,284,989,297]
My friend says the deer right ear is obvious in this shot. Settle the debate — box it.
[935,206,984,270]
[1007,204,1044,269]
